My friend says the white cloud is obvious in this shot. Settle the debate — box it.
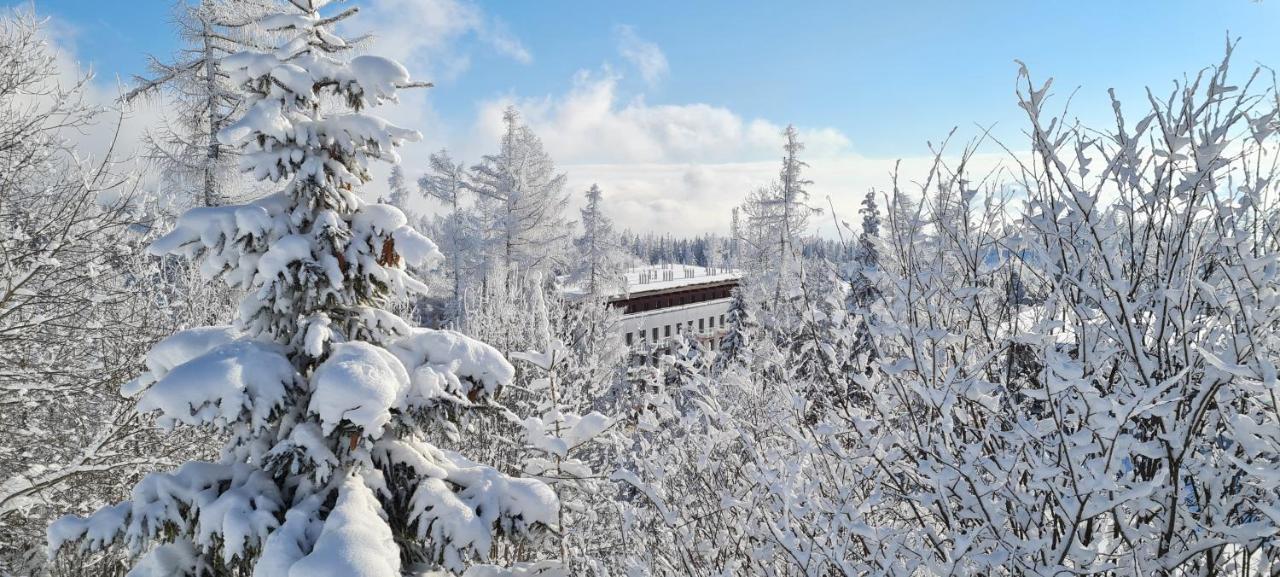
[29,2,1016,240]
[346,0,531,82]
[453,68,1006,237]
[615,25,668,87]
[480,18,532,64]
[468,70,852,165]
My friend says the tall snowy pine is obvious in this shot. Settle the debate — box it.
[468,107,570,287]
[48,3,558,576]
[383,164,412,211]
[570,183,624,296]
[419,149,471,322]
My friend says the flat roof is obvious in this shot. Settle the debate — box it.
[618,265,741,298]
[562,264,742,299]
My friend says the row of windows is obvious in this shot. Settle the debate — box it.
[625,314,726,346]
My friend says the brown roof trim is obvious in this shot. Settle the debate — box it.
[609,278,739,301]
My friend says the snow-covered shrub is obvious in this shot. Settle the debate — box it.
[0,11,223,576]
[734,48,1280,575]
[607,47,1280,577]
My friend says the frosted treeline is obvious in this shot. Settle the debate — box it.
[2,1,1279,576]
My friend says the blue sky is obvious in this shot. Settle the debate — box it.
[14,0,1280,233]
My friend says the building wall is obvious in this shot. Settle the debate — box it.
[619,297,734,348]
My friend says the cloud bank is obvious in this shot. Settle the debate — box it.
[42,0,1015,238]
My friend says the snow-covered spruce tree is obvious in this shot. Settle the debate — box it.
[48,3,559,576]
[714,288,756,374]
[840,188,881,402]
[786,265,855,422]
[847,189,880,311]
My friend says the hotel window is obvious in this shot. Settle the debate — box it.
[699,318,704,331]
[625,332,632,346]
[720,314,725,326]
[708,316,714,328]
[652,327,659,341]
[664,325,671,337]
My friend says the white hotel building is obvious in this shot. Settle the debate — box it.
[603,265,742,350]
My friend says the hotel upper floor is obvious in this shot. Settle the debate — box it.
[609,265,742,348]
